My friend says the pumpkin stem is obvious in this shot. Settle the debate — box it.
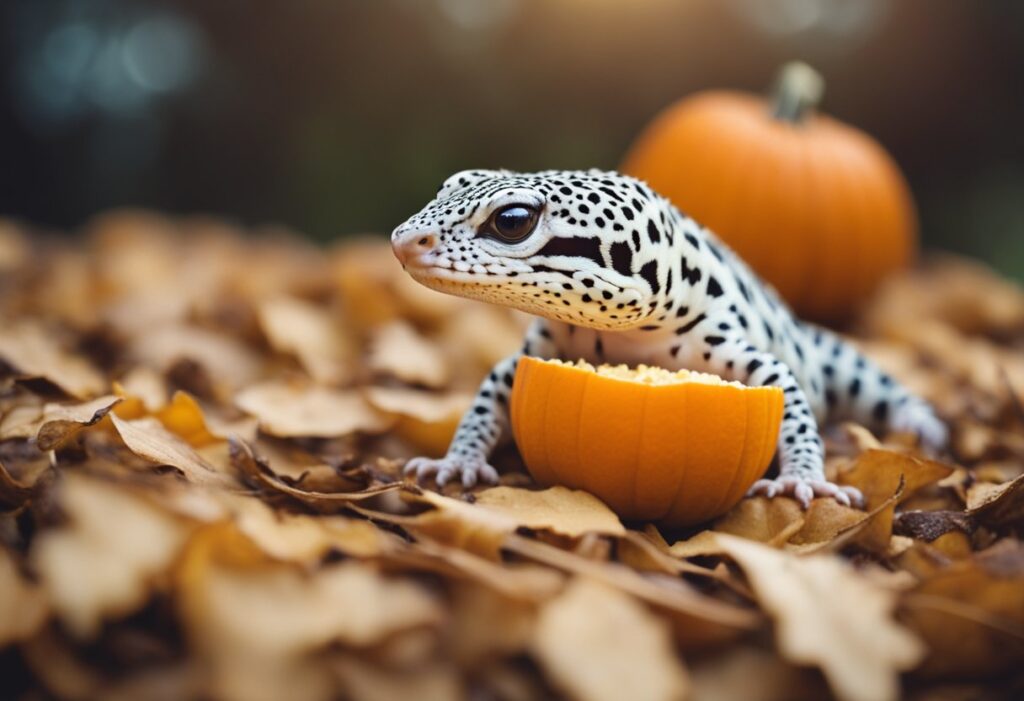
[771,62,825,124]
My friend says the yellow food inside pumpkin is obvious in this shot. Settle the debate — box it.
[510,357,784,527]
[546,359,747,387]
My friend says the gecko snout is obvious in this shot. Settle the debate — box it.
[391,231,438,266]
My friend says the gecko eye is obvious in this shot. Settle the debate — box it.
[482,204,539,243]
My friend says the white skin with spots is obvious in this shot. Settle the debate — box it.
[391,169,946,508]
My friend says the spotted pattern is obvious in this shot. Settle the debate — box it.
[393,169,947,506]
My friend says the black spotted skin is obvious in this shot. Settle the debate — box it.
[393,169,946,506]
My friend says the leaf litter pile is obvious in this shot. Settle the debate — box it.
[1,212,1023,701]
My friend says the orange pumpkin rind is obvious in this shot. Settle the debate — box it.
[510,357,784,528]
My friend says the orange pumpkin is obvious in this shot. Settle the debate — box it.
[510,357,783,527]
[622,62,916,322]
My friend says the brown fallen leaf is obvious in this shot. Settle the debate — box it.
[0,321,106,398]
[36,395,122,450]
[505,534,760,635]
[230,438,400,508]
[840,449,954,552]
[369,321,450,388]
[713,497,806,547]
[31,474,193,638]
[109,413,235,486]
[894,510,975,543]
[129,324,263,399]
[902,538,1024,679]
[0,450,50,508]
[965,471,1024,529]
[334,658,464,701]
[365,386,472,457]
[401,489,520,560]
[381,534,565,602]
[0,547,49,645]
[689,646,830,701]
[258,296,353,385]
[236,380,392,438]
[221,492,399,563]
[532,577,690,701]
[473,485,627,538]
[176,522,443,701]
[709,533,925,701]
[445,581,538,666]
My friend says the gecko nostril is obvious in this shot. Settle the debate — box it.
[416,234,437,250]
[418,237,430,246]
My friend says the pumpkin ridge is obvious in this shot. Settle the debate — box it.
[629,381,652,518]
[714,387,752,516]
[659,386,690,523]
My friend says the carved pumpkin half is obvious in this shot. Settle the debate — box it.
[510,357,783,527]
[622,62,917,322]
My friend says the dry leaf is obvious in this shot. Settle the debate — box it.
[369,321,450,388]
[31,474,192,638]
[532,577,690,701]
[0,547,49,645]
[711,533,925,701]
[965,471,1024,528]
[236,381,392,438]
[177,523,442,701]
[259,296,353,385]
[365,386,471,456]
[35,395,122,450]
[334,658,464,701]
[902,539,1024,678]
[130,324,262,397]
[473,485,626,538]
[689,646,829,701]
[0,321,105,398]
[840,450,953,552]
[109,414,234,486]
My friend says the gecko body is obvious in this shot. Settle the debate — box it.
[391,169,946,507]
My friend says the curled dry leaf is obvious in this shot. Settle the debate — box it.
[35,395,122,450]
[532,577,690,701]
[108,413,235,487]
[710,533,925,701]
[230,437,400,507]
[31,474,192,638]
[840,449,953,552]
[965,471,1024,529]
[236,381,392,438]
[0,321,105,399]
[369,321,450,388]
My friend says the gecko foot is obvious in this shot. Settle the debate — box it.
[747,476,864,510]
[404,455,500,489]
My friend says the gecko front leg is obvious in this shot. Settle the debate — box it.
[705,336,863,508]
[405,319,557,488]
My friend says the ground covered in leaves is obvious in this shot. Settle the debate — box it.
[1,212,1022,701]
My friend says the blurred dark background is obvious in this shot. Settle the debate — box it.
[1,0,1022,278]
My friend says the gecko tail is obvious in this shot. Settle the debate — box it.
[811,324,948,452]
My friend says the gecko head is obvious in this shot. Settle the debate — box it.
[391,169,670,331]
